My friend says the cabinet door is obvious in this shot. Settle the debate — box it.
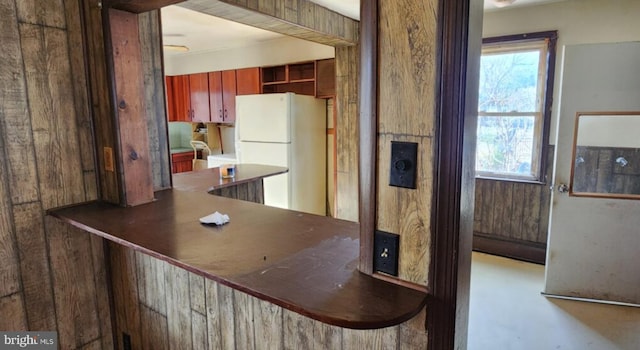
[315,58,335,98]
[189,73,210,122]
[171,152,194,173]
[236,68,260,95]
[165,76,176,121]
[172,75,191,121]
[208,71,224,123]
[221,70,237,123]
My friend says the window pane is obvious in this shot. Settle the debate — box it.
[478,50,540,113]
[476,116,536,176]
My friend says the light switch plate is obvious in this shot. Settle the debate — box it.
[389,141,418,189]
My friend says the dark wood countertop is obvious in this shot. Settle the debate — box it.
[172,164,288,193]
[48,189,427,329]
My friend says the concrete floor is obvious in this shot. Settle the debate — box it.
[468,252,640,350]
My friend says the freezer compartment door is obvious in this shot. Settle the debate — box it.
[238,142,290,210]
[236,94,290,143]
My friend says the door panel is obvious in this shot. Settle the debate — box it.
[208,71,224,123]
[189,73,210,122]
[545,42,640,305]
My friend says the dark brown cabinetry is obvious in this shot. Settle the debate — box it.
[166,74,210,122]
[315,58,336,98]
[261,59,335,98]
[166,75,191,122]
[165,60,334,123]
[188,73,210,122]
[171,151,193,174]
[209,70,237,123]
[236,67,261,95]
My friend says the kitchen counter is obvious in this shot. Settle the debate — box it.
[172,163,287,193]
[170,147,193,154]
[48,173,428,329]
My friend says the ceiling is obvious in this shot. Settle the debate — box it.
[162,0,568,57]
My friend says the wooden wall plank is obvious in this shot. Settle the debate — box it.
[521,184,541,241]
[136,251,167,314]
[80,338,102,350]
[108,9,155,206]
[334,45,359,222]
[15,0,66,28]
[205,279,223,350]
[140,305,168,350]
[474,145,555,254]
[0,293,28,330]
[13,202,57,331]
[192,311,209,349]
[20,23,86,209]
[109,243,142,350]
[189,273,206,315]
[47,217,101,349]
[217,284,236,350]
[377,0,438,285]
[0,0,40,205]
[180,0,358,47]
[283,309,314,349]
[399,308,428,349]
[312,321,342,349]
[138,10,171,191]
[165,264,193,349]
[64,0,98,202]
[342,326,398,350]
[89,235,114,350]
[83,0,120,204]
[253,298,283,350]
[0,136,20,298]
[234,291,256,350]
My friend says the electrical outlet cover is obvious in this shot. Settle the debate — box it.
[374,230,399,276]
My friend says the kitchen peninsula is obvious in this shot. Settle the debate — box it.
[48,166,428,330]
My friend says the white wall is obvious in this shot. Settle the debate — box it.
[164,36,335,76]
[483,0,640,144]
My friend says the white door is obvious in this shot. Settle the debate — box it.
[544,42,640,305]
[238,141,291,210]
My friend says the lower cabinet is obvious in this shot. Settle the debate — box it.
[171,152,193,174]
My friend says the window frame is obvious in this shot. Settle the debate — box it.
[476,31,558,183]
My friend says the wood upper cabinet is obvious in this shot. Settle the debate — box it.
[165,74,210,122]
[235,67,261,95]
[316,58,336,98]
[165,76,176,121]
[167,75,191,122]
[209,70,237,123]
[260,60,335,98]
[188,73,210,122]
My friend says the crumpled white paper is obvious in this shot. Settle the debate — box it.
[199,211,230,226]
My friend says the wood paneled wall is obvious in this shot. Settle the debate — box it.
[138,10,172,191]
[377,0,439,286]
[335,45,360,222]
[180,0,358,46]
[473,146,554,263]
[0,0,112,348]
[108,237,427,350]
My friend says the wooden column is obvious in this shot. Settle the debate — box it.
[105,8,155,206]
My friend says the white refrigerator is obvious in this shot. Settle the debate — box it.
[235,93,326,215]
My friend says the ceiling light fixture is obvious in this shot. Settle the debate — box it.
[492,0,516,8]
[163,44,189,52]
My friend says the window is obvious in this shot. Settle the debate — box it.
[476,31,557,182]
